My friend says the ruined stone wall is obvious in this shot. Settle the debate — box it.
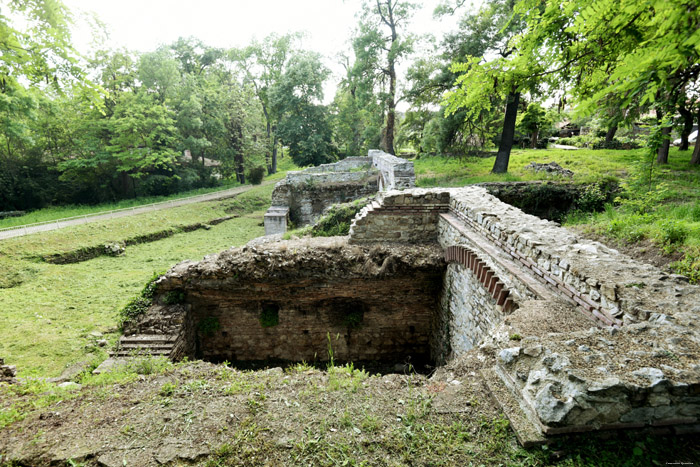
[369,150,415,191]
[265,151,415,235]
[346,186,700,434]
[141,239,444,364]
[349,190,450,244]
[271,174,378,226]
[120,184,700,437]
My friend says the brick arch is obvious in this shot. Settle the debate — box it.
[444,245,517,314]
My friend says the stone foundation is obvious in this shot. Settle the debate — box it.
[264,150,415,235]
[119,185,700,441]
[122,239,444,364]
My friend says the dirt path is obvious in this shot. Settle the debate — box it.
[0,180,276,241]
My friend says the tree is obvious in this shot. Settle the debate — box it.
[513,0,700,164]
[232,33,302,174]
[442,0,529,172]
[352,0,417,155]
[517,102,552,149]
[271,52,335,166]
[137,48,181,103]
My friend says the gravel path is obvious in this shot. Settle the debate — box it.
[0,180,275,240]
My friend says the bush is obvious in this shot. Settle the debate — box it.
[119,272,163,328]
[592,137,642,150]
[659,220,688,246]
[312,199,369,237]
[247,166,265,185]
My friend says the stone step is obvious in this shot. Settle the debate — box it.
[111,333,177,358]
[119,343,174,351]
[112,349,172,358]
[120,334,178,342]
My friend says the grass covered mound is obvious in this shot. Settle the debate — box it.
[1,356,698,466]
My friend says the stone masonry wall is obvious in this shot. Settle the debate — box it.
[369,150,415,191]
[347,186,700,434]
[271,174,378,226]
[349,190,450,244]
[265,151,415,235]
[141,239,445,364]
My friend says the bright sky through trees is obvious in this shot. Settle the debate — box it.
[63,0,459,104]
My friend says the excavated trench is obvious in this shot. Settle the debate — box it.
[134,239,448,372]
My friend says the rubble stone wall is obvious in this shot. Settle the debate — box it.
[369,150,415,190]
[265,151,415,235]
[137,240,444,364]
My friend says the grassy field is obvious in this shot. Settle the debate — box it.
[0,183,278,377]
[415,147,700,281]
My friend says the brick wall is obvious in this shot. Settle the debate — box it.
[349,190,450,244]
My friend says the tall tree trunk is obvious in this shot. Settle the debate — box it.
[382,0,397,156]
[678,105,694,151]
[530,128,538,149]
[493,91,520,174]
[692,112,700,165]
[605,124,618,146]
[261,102,273,174]
[656,109,670,164]
[385,68,396,155]
[271,131,278,174]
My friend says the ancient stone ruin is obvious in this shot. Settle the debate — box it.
[117,186,700,444]
[263,150,415,235]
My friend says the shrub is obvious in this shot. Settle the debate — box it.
[198,316,220,336]
[659,220,688,246]
[576,183,607,212]
[312,199,369,237]
[671,251,700,284]
[162,290,185,305]
[247,166,265,185]
[119,272,163,327]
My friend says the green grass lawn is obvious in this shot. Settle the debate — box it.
[413,147,639,187]
[0,177,289,377]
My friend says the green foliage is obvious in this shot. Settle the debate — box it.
[198,316,221,336]
[271,52,335,167]
[162,290,185,305]
[671,251,700,284]
[343,310,364,329]
[119,272,163,327]
[259,304,279,328]
[659,220,689,247]
[311,200,368,237]
[575,183,608,212]
[247,166,265,185]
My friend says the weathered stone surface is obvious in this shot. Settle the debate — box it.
[265,151,416,235]
[128,238,445,364]
[0,357,17,384]
[123,185,700,438]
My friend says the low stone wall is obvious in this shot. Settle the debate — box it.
[265,151,416,235]
[349,190,450,244]
[369,150,415,191]
[267,159,378,231]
